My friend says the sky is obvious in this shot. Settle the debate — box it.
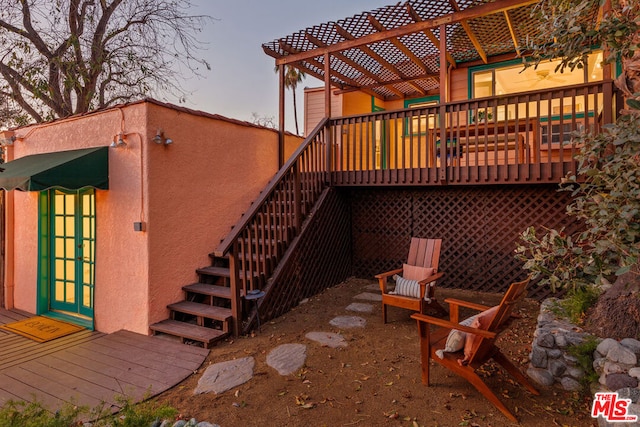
[180,1,393,134]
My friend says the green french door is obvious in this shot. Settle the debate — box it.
[40,189,95,321]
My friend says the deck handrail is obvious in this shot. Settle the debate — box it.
[331,80,613,122]
[327,80,615,185]
[215,117,329,257]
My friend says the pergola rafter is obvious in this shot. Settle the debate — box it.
[263,0,602,163]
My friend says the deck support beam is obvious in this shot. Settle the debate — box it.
[324,53,333,185]
[278,64,285,168]
[438,23,448,184]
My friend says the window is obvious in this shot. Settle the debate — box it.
[404,96,439,136]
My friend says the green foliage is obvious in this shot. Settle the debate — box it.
[527,0,639,72]
[0,400,86,427]
[106,395,177,427]
[516,100,640,291]
[0,395,177,427]
[566,335,601,388]
[550,286,602,324]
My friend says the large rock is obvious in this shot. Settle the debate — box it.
[527,367,554,386]
[607,343,637,366]
[596,338,620,359]
[305,331,348,348]
[329,315,366,328]
[605,373,639,391]
[267,343,307,375]
[530,345,548,369]
[194,357,255,395]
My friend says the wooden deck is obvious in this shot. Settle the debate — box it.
[0,308,209,413]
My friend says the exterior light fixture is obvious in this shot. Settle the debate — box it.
[0,130,16,146]
[110,133,127,148]
[152,129,173,146]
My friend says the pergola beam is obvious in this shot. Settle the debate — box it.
[271,0,538,65]
[406,3,457,69]
[503,10,521,56]
[279,41,381,99]
[334,24,410,84]
[449,0,488,64]
[333,72,439,94]
[366,15,430,75]
[304,33,405,98]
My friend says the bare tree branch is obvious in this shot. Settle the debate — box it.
[0,0,212,126]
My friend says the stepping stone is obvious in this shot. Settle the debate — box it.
[266,343,307,376]
[365,283,381,292]
[354,292,382,302]
[346,302,374,313]
[305,331,348,348]
[330,315,366,328]
[194,356,254,395]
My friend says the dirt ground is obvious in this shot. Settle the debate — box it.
[155,278,596,427]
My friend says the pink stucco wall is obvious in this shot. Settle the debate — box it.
[5,100,302,334]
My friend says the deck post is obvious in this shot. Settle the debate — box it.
[229,243,242,337]
[438,23,448,184]
[324,53,333,185]
[278,64,286,168]
[293,162,302,231]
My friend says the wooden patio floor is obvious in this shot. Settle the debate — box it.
[0,308,209,414]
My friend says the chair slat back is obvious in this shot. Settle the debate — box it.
[407,238,442,272]
[468,277,530,366]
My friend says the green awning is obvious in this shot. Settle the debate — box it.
[0,146,109,191]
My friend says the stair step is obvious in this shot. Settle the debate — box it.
[150,319,226,348]
[197,266,230,278]
[196,266,255,280]
[183,283,231,299]
[168,301,232,322]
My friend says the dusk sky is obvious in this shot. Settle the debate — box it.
[181,1,392,133]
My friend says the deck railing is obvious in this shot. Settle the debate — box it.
[215,118,328,334]
[328,80,615,185]
[215,80,616,334]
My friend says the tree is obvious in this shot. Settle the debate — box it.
[0,0,211,127]
[275,65,305,135]
[517,0,640,338]
[249,112,276,129]
[528,0,639,99]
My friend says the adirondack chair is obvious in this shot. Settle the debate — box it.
[375,238,446,323]
[411,278,538,422]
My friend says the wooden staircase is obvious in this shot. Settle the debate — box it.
[149,256,234,348]
[150,118,330,346]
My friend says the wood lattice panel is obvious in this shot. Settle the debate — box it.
[262,0,602,101]
[259,188,352,323]
[350,185,582,300]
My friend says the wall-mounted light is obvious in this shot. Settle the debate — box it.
[152,129,173,146]
[0,130,16,146]
[109,132,127,148]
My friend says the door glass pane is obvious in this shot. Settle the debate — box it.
[55,280,65,301]
[65,282,75,303]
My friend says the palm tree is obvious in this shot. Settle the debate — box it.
[276,65,306,135]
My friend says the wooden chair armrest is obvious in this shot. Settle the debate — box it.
[443,298,491,312]
[411,313,496,339]
[375,268,403,280]
[418,271,444,284]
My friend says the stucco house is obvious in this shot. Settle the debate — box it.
[0,99,301,338]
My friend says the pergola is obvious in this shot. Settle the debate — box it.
[262,0,604,164]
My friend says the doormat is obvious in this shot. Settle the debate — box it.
[0,316,84,343]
